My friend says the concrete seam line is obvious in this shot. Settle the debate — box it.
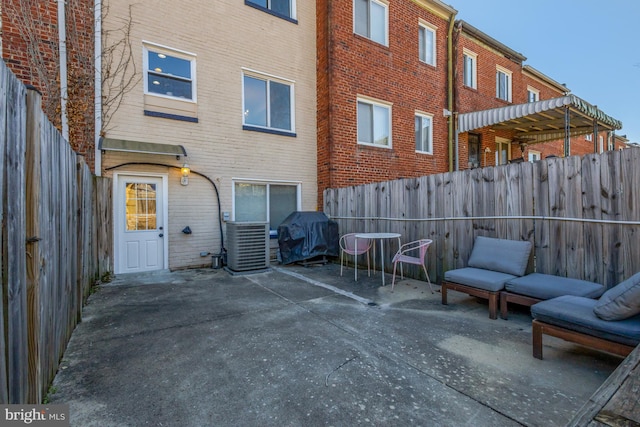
[273,267,374,306]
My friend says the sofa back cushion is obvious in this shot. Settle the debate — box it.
[593,272,640,321]
[467,236,532,276]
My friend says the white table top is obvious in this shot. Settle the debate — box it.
[355,232,401,239]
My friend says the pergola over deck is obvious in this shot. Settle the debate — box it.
[457,95,623,156]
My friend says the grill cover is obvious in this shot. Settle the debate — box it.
[277,211,339,264]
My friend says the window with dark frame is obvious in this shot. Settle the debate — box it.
[246,0,295,20]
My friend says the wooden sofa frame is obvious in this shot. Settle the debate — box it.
[500,292,542,320]
[532,319,635,360]
[442,281,500,320]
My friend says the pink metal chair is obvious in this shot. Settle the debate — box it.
[391,239,433,292]
[339,233,372,277]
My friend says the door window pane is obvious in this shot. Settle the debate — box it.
[468,133,480,167]
[125,183,157,231]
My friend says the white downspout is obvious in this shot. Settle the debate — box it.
[58,0,69,140]
[94,0,102,175]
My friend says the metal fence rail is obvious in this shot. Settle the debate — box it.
[324,149,640,289]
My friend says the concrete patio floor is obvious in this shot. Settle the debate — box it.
[48,262,622,426]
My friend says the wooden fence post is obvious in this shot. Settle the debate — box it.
[25,86,43,403]
[0,49,9,405]
[2,60,28,404]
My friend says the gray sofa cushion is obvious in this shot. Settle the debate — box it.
[532,295,640,346]
[445,267,517,292]
[505,273,605,300]
[593,272,640,321]
[467,236,532,277]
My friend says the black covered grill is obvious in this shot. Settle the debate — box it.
[277,211,339,265]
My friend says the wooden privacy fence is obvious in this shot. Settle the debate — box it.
[324,148,640,289]
[0,62,113,404]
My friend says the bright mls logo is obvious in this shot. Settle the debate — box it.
[1,405,69,426]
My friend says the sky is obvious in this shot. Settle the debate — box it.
[448,0,640,143]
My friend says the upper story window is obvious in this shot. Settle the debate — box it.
[496,66,512,102]
[527,87,540,103]
[354,0,388,46]
[357,97,391,147]
[463,49,477,89]
[243,70,295,134]
[415,112,433,154]
[144,45,196,101]
[419,22,436,66]
[245,0,297,21]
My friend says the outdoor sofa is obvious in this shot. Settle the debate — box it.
[441,236,533,319]
[531,271,640,359]
[500,273,605,320]
[442,236,606,320]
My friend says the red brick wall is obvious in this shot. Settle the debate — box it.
[2,0,95,169]
[318,0,451,204]
[453,30,609,167]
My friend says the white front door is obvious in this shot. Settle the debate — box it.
[115,174,167,274]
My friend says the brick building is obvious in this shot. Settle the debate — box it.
[453,20,621,168]
[317,0,457,203]
[1,0,96,168]
[317,2,623,206]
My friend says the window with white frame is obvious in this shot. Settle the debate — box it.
[144,45,196,101]
[463,49,477,89]
[585,134,593,141]
[528,150,541,162]
[243,71,294,133]
[233,181,300,232]
[415,112,433,154]
[496,66,512,102]
[527,87,539,103]
[599,135,604,153]
[419,22,436,66]
[354,0,388,46]
[246,0,296,20]
[357,97,391,147]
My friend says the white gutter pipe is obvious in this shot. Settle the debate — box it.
[94,0,102,175]
[58,0,69,141]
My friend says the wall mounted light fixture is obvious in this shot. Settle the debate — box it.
[181,163,190,186]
